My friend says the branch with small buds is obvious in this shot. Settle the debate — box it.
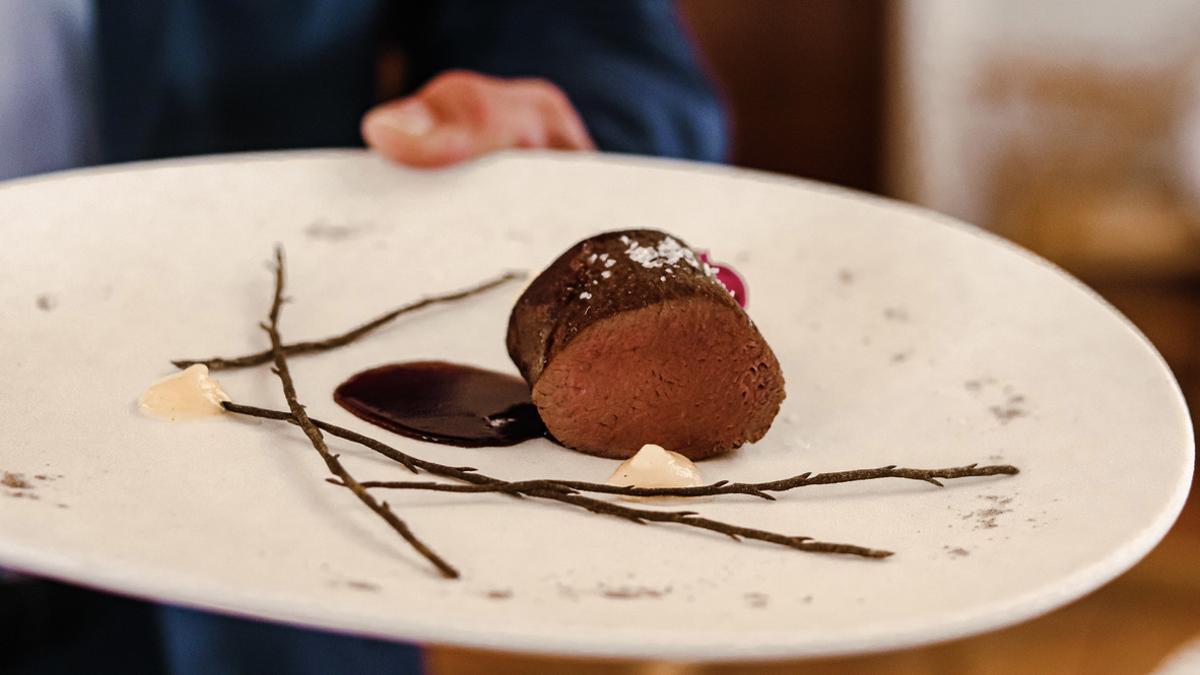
[256,247,458,578]
[172,270,524,371]
[347,463,1019,501]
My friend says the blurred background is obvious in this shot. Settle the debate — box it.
[436,0,1200,672]
[4,1,1197,673]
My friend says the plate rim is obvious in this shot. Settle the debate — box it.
[0,148,1192,661]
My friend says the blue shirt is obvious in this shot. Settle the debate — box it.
[1,0,724,173]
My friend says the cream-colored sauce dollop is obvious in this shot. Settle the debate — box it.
[139,364,231,420]
[607,444,703,501]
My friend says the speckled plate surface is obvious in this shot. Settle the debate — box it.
[0,150,1192,661]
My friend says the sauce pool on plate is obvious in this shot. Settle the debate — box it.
[333,361,546,447]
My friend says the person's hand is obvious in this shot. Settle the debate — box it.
[361,70,595,168]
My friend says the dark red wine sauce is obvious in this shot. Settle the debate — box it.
[333,361,546,447]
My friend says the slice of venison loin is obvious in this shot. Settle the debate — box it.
[506,229,785,460]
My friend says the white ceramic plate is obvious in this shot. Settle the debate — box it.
[0,150,1192,661]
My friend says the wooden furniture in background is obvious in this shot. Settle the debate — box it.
[678,0,886,193]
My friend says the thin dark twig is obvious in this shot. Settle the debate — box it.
[352,463,1019,500]
[258,247,459,579]
[742,464,1018,491]
[223,401,467,477]
[221,400,894,559]
[550,493,890,557]
[225,400,1015,503]
[328,478,573,496]
[173,270,525,371]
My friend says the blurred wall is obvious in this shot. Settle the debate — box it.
[678,0,886,193]
[886,0,1200,288]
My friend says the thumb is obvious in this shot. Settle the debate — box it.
[361,99,477,168]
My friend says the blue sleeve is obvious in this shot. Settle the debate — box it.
[158,605,423,675]
[401,0,728,162]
